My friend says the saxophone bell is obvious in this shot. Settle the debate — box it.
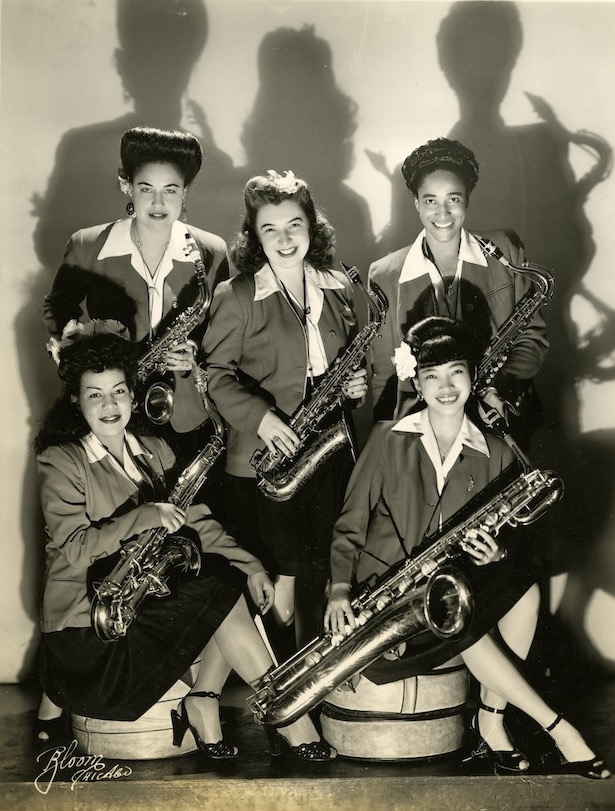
[144,380,175,425]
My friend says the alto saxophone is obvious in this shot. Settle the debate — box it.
[138,232,212,425]
[90,372,225,643]
[251,262,388,502]
[247,462,563,727]
[473,234,555,404]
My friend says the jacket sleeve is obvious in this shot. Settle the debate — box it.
[330,424,387,585]
[202,281,272,435]
[492,233,549,387]
[37,445,164,571]
[186,505,265,576]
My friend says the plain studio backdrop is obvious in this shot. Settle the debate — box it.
[1,0,614,684]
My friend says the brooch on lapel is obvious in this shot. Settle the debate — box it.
[467,474,475,492]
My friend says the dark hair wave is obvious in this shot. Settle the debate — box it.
[119,126,202,185]
[401,138,479,198]
[405,316,485,374]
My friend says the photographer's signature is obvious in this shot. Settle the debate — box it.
[35,739,132,794]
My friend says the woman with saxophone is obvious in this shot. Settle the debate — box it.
[35,327,335,761]
[203,171,367,658]
[325,317,609,779]
[42,126,228,441]
[368,137,549,441]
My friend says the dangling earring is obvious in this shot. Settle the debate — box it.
[126,200,135,218]
[416,389,423,401]
[180,201,187,222]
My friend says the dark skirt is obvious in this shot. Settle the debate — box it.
[39,554,243,721]
[361,527,541,684]
[223,448,353,577]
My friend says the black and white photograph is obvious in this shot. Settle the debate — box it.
[1,1,614,809]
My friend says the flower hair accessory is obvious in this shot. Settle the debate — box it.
[266,169,302,194]
[46,319,130,365]
[118,176,132,196]
[392,341,418,381]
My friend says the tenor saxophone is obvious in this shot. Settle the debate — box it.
[473,234,555,402]
[138,232,212,425]
[250,263,388,502]
[247,462,563,727]
[90,372,225,643]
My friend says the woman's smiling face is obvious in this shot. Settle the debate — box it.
[255,200,310,274]
[414,169,467,247]
[78,369,133,445]
[415,359,472,418]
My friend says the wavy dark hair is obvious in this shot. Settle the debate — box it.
[401,138,479,199]
[405,316,485,376]
[119,126,202,185]
[230,172,335,274]
[35,334,144,453]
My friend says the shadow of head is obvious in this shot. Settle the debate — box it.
[437,1,522,112]
[241,25,358,180]
[115,0,208,106]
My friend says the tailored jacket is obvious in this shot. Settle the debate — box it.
[203,263,359,478]
[368,228,549,414]
[330,413,516,588]
[43,218,228,343]
[38,433,265,633]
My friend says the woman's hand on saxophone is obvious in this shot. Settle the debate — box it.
[460,528,505,566]
[155,503,187,533]
[341,368,368,400]
[247,571,275,614]
[257,411,300,457]
[165,340,196,375]
[324,583,356,641]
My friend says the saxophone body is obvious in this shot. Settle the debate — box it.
[138,232,211,425]
[473,235,555,399]
[91,382,225,643]
[247,463,563,727]
[251,262,388,502]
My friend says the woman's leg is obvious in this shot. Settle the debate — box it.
[477,584,541,749]
[270,574,295,627]
[189,595,321,747]
[462,632,599,764]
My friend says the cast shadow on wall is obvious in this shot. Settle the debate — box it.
[235,25,376,281]
[17,0,238,678]
[370,2,614,674]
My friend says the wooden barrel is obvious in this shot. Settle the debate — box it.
[72,662,199,760]
[320,655,468,760]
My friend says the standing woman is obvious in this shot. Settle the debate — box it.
[203,171,367,656]
[43,126,228,439]
[369,137,548,439]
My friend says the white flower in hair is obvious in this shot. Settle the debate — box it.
[118,176,132,196]
[392,342,418,381]
[266,169,301,194]
[46,319,130,365]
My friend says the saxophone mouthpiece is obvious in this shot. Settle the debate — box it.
[475,235,512,269]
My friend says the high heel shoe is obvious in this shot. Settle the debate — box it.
[170,691,238,760]
[542,713,611,780]
[35,712,69,746]
[264,724,336,762]
[461,703,530,775]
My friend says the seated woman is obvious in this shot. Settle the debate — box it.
[324,316,609,779]
[35,326,335,761]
